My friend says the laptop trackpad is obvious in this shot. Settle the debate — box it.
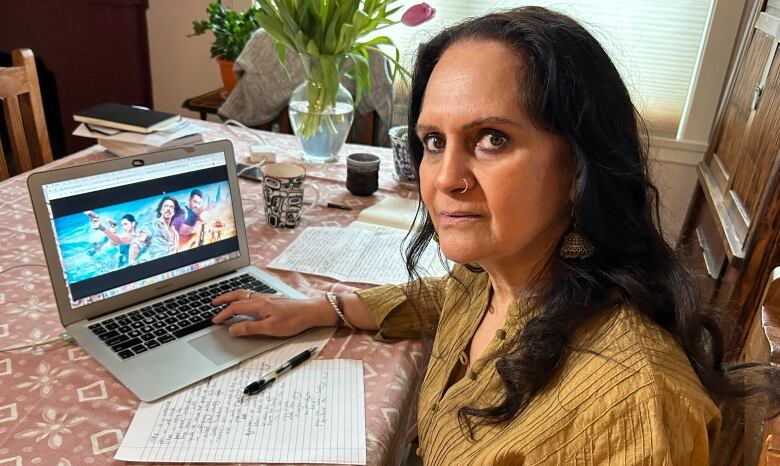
[189,327,276,365]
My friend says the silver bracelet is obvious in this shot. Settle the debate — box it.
[325,292,355,330]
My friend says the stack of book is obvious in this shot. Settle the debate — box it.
[72,103,203,156]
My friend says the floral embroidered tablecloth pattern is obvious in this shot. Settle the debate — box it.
[0,120,425,465]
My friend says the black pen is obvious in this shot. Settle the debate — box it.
[324,202,352,211]
[243,347,318,396]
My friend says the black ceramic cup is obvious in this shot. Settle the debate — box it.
[346,153,381,196]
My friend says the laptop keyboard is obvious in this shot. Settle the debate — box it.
[87,273,278,360]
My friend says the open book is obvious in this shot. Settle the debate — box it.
[349,196,419,231]
[268,197,448,285]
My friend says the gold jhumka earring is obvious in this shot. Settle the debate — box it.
[559,222,595,259]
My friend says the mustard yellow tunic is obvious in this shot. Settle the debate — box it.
[356,266,721,465]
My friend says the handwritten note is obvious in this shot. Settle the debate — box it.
[116,338,365,464]
[267,226,446,285]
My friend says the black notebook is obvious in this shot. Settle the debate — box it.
[74,103,181,134]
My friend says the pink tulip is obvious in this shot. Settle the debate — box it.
[401,3,436,27]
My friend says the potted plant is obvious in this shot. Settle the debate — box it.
[191,1,260,94]
[253,0,434,163]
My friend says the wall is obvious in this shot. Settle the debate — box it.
[648,138,706,245]
[1,0,153,156]
[146,0,252,120]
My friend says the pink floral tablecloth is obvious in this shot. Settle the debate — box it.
[0,120,425,465]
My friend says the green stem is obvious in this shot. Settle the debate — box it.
[295,54,349,140]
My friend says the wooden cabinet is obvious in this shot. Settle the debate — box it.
[679,3,780,465]
[680,7,780,346]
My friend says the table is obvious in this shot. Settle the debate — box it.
[0,119,425,465]
[181,88,229,122]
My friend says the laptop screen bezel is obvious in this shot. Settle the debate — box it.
[27,139,251,327]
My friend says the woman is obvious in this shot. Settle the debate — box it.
[91,213,137,268]
[212,7,779,464]
[114,214,138,268]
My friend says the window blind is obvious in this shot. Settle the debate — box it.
[383,0,712,136]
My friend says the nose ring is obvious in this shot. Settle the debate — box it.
[460,178,469,194]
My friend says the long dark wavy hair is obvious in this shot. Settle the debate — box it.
[403,6,780,436]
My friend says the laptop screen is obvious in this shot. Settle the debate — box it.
[41,152,241,309]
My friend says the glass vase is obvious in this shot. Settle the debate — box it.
[288,54,355,163]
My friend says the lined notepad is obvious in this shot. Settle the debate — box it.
[116,351,366,464]
[268,226,447,284]
[267,197,448,285]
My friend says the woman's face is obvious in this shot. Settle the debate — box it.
[417,39,574,270]
[121,219,135,233]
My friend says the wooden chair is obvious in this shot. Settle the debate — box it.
[743,266,780,465]
[0,48,53,180]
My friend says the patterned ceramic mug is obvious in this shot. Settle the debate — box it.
[388,125,417,189]
[260,163,320,228]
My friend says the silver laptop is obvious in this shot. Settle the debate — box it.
[28,140,304,401]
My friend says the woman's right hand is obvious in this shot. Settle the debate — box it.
[211,289,337,338]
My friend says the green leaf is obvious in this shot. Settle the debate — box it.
[351,9,370,32]
[356,35,393,48]
[275,41,287,66]
[190,1,261,60]
[274,42,291,79]
[306,39,320,56]
[274,0,308,46]
[258,14,296,48]
[336,23,355,54]
[293,30,309,53]
[321,56,341,108]
[349,52,370,105]
[324,18,338,54]
[386,5,402,16]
